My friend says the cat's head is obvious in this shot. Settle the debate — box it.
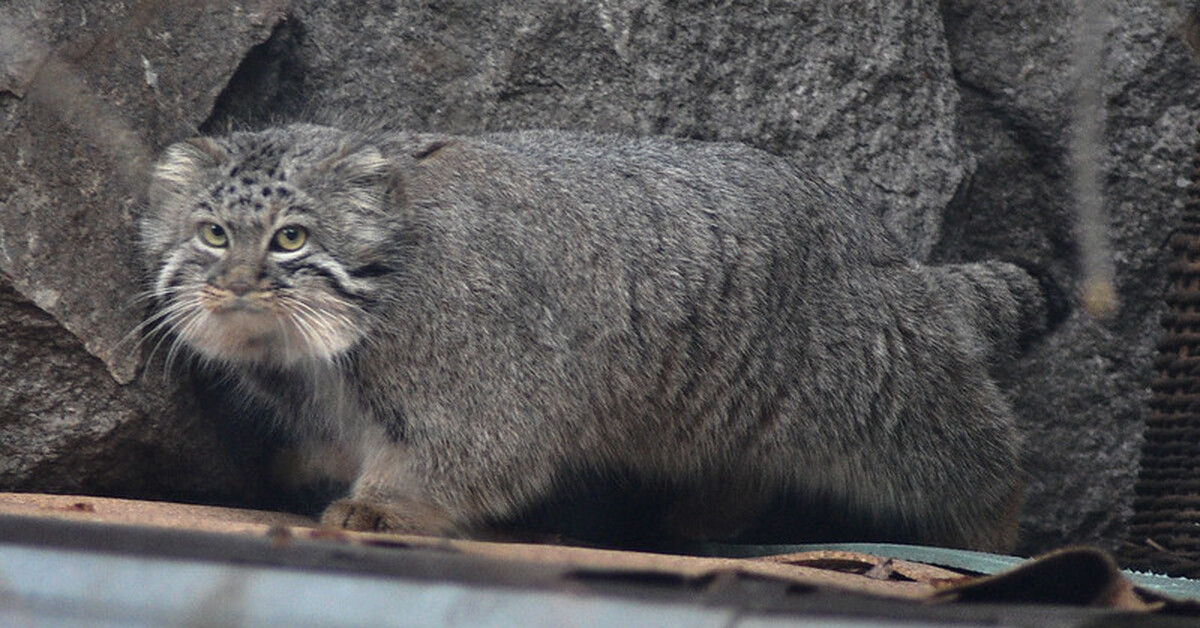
[139,124,402,366]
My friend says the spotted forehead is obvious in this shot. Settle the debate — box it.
[206,174,296,208]
[197,134,318,224]
[203,146,300,216]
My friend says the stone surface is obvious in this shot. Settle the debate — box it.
[0,1,289,505]
[2,0,1197,554]
[0,280,256,502]
[209,0,967,260]
[935,0,1200,551]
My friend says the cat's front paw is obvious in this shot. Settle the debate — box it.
[321,497,455,536]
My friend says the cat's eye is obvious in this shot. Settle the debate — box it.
[272,225,308,252]
[198,222,228,248]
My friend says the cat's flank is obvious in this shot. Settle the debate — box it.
[141,124,1043,551]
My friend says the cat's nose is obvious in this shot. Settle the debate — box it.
[226,278,255,296]
[221,265,261,296]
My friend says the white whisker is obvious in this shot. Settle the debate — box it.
[283,302,323,357]
[289,294,353,333]
[164,307,207,378]
[278,292,364,361]
[142,296,204,377]
[116,290,195,350]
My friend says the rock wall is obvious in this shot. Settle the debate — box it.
[0,0,290,507]
[3,0,1197,554]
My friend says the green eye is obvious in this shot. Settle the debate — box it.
[272,225,308,252]
[198,222,228,248]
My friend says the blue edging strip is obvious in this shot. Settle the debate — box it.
[701,542,1200,602]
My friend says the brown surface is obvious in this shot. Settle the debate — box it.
[0,492,314,534]
[388,535,950,600]
[0,492,956,600]
[3,492,1189,615]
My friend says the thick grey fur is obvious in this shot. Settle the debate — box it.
[140,123,1044,551]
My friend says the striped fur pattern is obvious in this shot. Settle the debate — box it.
[140,124,1044,551]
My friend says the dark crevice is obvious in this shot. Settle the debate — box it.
[951,72,1067,174]
[200,17,310,135]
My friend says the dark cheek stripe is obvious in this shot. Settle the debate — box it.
[282,258,369,302]
[349,263,394,279]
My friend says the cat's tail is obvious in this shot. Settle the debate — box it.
[929,261,1062,361]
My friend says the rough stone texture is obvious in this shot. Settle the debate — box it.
[0,1,288,505]
[207,0,967,260]
[0,282,252,500]
[935,1,1200,552]
[2,0,1198,555]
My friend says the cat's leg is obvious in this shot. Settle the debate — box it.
[888,398,1025,553]
[909,475,1024,553]
[320,428,561,538]
[970,480,1024,552]
[322,495,455,535]
[320,441,457,535]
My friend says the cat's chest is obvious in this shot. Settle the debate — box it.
[240,361,371,437]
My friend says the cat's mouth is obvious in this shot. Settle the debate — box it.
[208,293,270,314]
[200,309,284,358]
[200,283,272,313]
[181,287,290,361]
[177,284,360,365]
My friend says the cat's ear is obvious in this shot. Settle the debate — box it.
[149,137,229,205]
[317,143,404,214]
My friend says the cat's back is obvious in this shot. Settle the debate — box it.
[384,129,903,270]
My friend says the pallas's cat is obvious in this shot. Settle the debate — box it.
[140,124,1043,551]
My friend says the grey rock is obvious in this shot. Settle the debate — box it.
[0,1,288,503]
[0,280,250,499]
[212,0,967,260]
[1,0,287,382]
[935,0,1200,552]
